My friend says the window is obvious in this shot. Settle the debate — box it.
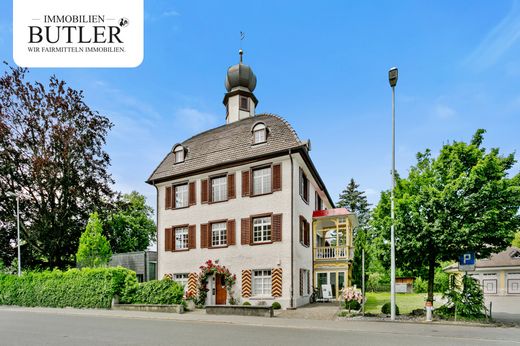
[253,216,271,243]
[302,269,310,296]
[253,167,271,195]
[300,216,310,247]
[173,145,184,163]
[239,96,249,111]
[175,227,188,250]
[299,168,309,202]
[211,176,227,202]
[173,273,189,292]
[252,269,271,296]
[512,251,520,259]
[252,123,267,144]
[174,184,188,208]
[315,192,323,211]
[211,222,227,247]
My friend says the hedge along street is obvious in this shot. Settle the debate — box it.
[0,267,134,309]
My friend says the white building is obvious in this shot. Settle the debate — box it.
[146,53,355,309]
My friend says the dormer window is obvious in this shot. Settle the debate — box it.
[252,123,267,144]
[173,145,185,163]
[512,250,520,259]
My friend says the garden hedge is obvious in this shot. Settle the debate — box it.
[0,267,135,309]
[120,275,185,305]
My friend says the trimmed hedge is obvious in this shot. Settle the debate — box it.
[0,267,135,309]
[120,276,184,305]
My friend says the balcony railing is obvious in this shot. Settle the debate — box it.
[314,246,349,260]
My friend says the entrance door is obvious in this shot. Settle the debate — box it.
[316,272,346,299]
[215,274,227,305]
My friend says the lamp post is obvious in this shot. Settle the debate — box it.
[388,67,398,321]
[7,192,21,276]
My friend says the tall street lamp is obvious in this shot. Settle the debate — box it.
[388,67,398,321]
[7,192,21,276]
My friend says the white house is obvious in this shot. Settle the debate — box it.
[146,52,356,309]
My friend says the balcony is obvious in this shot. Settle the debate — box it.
[314,246,350,260]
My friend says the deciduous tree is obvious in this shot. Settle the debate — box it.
[76,212,112,268]
[103,191,156,253]
[372,129,520,304]
[0,65,113,268]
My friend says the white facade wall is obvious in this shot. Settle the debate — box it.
[156,152,330,309]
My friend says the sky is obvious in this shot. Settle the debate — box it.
[1,0,519,211]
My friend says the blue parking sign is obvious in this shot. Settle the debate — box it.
[458,252,476,271]
[459,252,475,265]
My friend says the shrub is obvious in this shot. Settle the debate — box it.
[0,267,134,309]
[344,300,361,311]
[272,302,281,310]
[120,278,184,305]
[242,301,251,306]
[381,302,399,315]
[413,277,428,293]
[436,274,485,319]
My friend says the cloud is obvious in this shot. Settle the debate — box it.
[162,10,180,17]
[434,104,457,119]
[174,107,219,132]
[466,2,520,69]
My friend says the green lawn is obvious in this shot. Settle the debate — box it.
[364,292,442,315]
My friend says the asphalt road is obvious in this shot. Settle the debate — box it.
[1,309,519,346]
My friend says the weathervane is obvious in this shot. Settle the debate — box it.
[239,31,245,63]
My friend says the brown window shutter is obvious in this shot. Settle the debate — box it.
[227,174,236,199]
[299,216,304,243]
[271,268,282,298]
[272,164,282,191]
[201,179,208,203]
[300,269,304,296]
[189,182,196,206]
[242,270,252,298]
[165,186,172,209]
[164,228,173,251]
[241,171,250,197]
[272,214,283,242]
[241,218,251,245]
[304,220,310,246]
[227,219,236,245]
[200,224,208,248]
[172,228,176,251]
[188,225,196,249]
[307,270,311,295]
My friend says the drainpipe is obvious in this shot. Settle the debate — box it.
[289,149,294,309]
[153,182,159,278]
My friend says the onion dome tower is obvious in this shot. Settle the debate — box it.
[223,49,258,124]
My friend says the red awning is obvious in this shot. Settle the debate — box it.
[312,208,351,218]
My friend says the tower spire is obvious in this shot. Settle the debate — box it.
[239,49,243,63]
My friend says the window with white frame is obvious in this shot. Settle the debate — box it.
[252,269,272,296]
[175,227,188,250]
[211,222,227,247]
[173,273,189,292]
[252,167,271,195]
[252,123,266,144]
[173,146,184,163]
[211,176,227,202]
[253,216,271,243]
[174,184,188,208]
